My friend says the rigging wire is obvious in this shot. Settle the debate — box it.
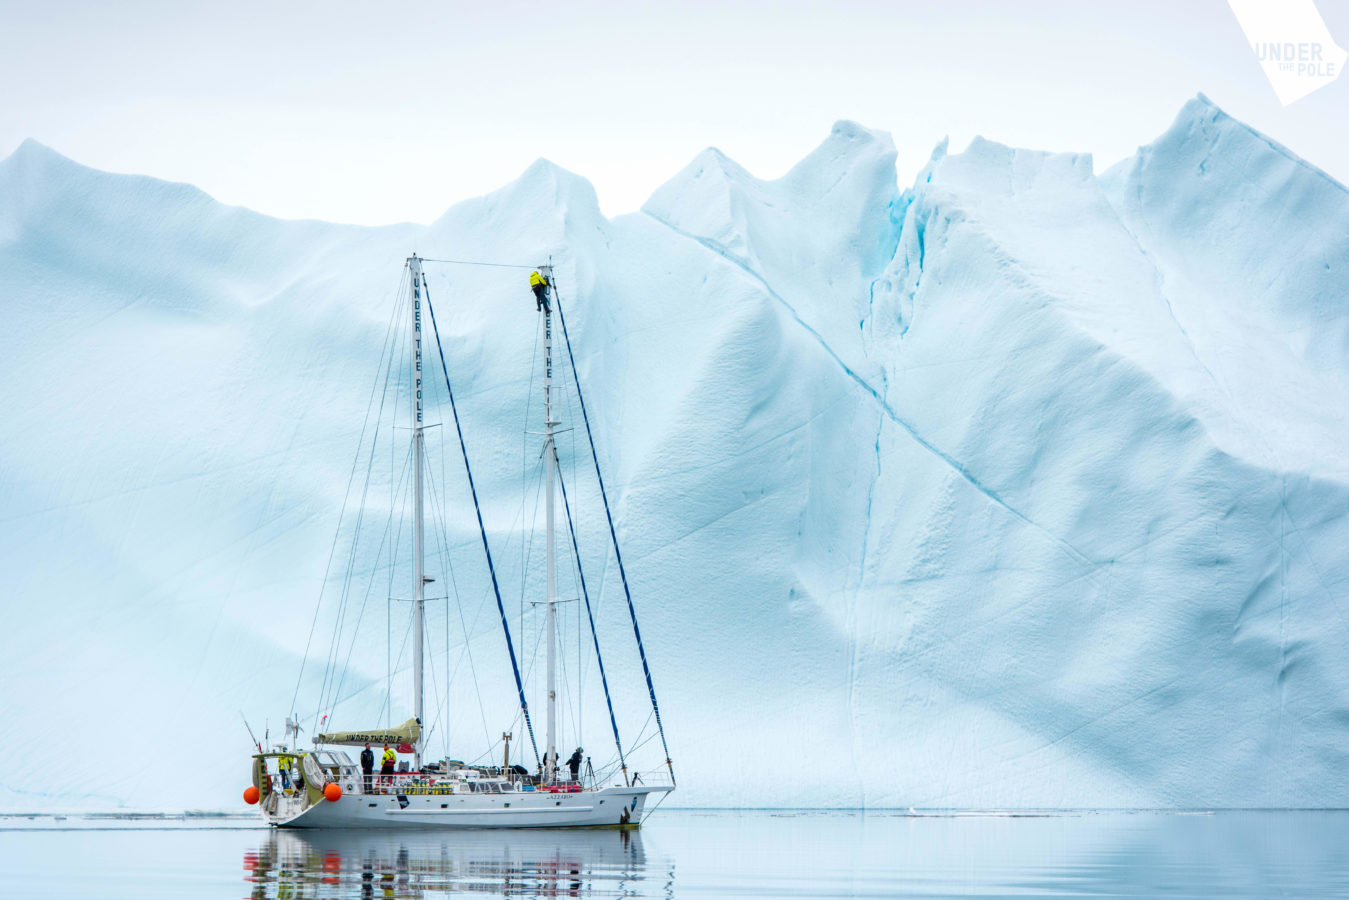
[314,284,411,733]
[556,335,586,742]
[521,313,542,703]
[323,441,413,730]
[377,441,415,726]
[324,293,414,732]
[290,268,408,719]
[425,420,457,760]
[445,546,459,759]
[378,600,416,725]
[319,296,413,730]
[557,466,629,780]
[410,292,554,767]
[557,488,583,756]
[431,340,459,760]
[419,258,540,270]
[381,293,416,728]
[423,276,542,767]
[423,450,496,755]
[518,457,544,683]
[422,598,445,759]
[554,277,677,783]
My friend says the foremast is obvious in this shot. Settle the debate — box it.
[409,254,427,770]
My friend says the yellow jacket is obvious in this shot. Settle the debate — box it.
[381,748,397,768]
[530,271,548,288]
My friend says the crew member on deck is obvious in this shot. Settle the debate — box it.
[530,270,550,312]
[360,742,375,795]
[567,747,583,782]
[380,744,397,792]
[278,753,294,792]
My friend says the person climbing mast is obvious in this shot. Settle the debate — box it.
[530,269,550,312]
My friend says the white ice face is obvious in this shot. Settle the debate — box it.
[2,94,1348,811]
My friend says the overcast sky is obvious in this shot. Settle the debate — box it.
[1,0,1345,224]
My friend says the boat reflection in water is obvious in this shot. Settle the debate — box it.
[242,826,657,899]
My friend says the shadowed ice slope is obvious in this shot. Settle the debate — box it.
[2,97,1348,810]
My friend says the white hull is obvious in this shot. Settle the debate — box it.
[266,784,670,829]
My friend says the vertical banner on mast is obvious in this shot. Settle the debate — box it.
[409,255,426,770]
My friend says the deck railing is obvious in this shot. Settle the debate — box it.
[628,768,675,788]
[260,764,643,802]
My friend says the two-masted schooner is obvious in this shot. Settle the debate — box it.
[242,255,674,828]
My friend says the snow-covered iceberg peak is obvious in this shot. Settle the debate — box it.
[430,157,607,252]
[642,121,902,375]
[422,157,610,312]
[644,120,900,271]
[1104,94,1349,366]
[1100,93,1349,477]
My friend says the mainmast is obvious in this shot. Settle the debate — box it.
[409,255,426,770]
[541,266,559,783]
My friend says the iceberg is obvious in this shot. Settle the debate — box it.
[2,95,1347,811]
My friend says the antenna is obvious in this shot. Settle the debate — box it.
[240,711,262,752]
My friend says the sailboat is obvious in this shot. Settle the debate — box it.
[243,255,674,828]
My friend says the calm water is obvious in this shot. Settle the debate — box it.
[2,809,1348,898]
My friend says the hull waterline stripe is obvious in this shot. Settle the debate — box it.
[424,282,541,767]
[385,805,595,816]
